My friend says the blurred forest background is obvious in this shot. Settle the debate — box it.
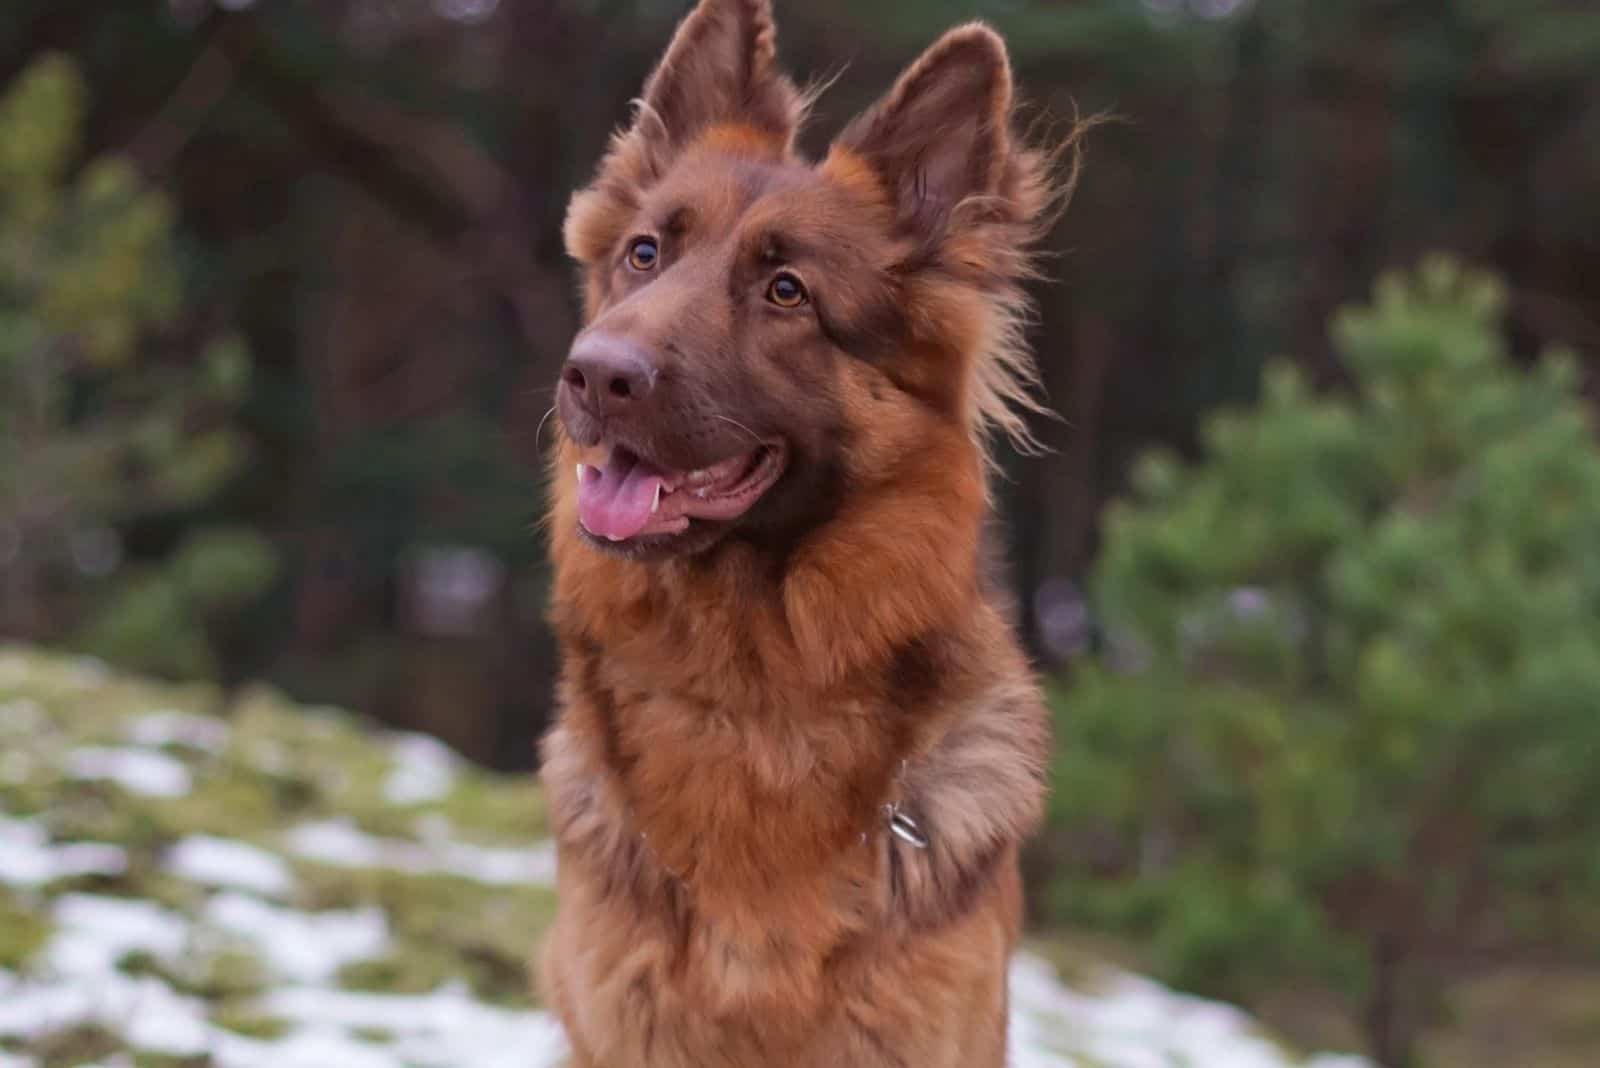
[4,1,1600,1064]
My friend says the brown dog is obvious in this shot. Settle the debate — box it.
[537,1,1068,1063]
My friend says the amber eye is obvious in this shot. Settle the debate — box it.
[626,237,659,271]
[767,272,808,308]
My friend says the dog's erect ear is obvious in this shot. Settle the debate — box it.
[830,23,1067,476]
[565,0,802,277]
[832,24,1019,241]
[636,0,802,161]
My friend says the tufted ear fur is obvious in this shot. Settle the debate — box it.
[564,0,805,287]
[636,0,801,161]
[832,24,1031,247]
[829,23,1067,469]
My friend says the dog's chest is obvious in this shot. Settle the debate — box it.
[546,817,915,1067]
[598,685,901,880]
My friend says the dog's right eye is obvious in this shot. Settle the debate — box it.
[626,238,660,271]
[767,272,808,308]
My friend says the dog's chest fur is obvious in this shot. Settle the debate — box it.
[536,618,1048,1067]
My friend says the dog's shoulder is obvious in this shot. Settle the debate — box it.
[881,651,1050,931]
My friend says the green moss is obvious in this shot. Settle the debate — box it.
[0,890,50,969]
[224,685,409,834]
[124,871,210,914]
[0,773,57,818]
[299,863,554,1005]
[210,1006,291,1041]
[351,1027,396,1044]
[338,948,465,998]
[183,948,272,1000]
[43,783,173,852]
[133,1053,214,1068]
[431,774,547,842]
[144,760,296,840]
[0,649,220,743]
[117,948,164,977]
[119,945,268,1001]
[26,1024,124,1068]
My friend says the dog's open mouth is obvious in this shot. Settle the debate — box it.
[575,441,788,543]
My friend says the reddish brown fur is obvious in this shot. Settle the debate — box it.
[536,2,1073,1063]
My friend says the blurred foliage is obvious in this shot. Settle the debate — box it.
[77,526,281,679]
[1046,259,1600,1066]
[0,55,273,677]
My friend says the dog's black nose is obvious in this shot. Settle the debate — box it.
[562,334,656,416]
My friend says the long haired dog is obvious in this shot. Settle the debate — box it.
[539,1,1070,1063]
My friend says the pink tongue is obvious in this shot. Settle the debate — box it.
[578,451,666,541]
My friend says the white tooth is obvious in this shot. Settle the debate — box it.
[652,484,662,513]
[693,488,708,499]
[575,464,586,483]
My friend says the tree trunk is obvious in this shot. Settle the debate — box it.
[1365,933,1418,1068]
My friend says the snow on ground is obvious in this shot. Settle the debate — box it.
[46,894,190,977]
[167,835,296,897]
[286,817,557,886]
[383,733,460,805]
[64,746,193,798]
[204,892,389,984]
[0,818,127,887]
[0,647,1377,1068]
[128,709,231,754]
[1006,953,1372,1068]
[261,986,570,1068]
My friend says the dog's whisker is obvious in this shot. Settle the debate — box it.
[713,414,764,448]
[535,405,558,452]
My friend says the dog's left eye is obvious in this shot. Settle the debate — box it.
[627,238,659,271]
[767,272,808,308]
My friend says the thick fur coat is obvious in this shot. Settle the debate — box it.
[536,2,1070,1063]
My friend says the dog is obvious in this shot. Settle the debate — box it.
[537,1,1069,1063]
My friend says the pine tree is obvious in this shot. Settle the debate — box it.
[0,56,274,677]
[1050,258,1600,1066]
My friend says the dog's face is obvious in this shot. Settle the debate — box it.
[556,144,878,558]
[554,0,1056,561]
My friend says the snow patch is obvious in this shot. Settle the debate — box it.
[286,819,556,887]
[46,894,190,978]
[0,972,208,1053]
[128,710,230,754]
[65,746,193,798]
[1006,951,1375,1068]
[0,969,567,1068]
[166,836,294,897]
[262,984,569,1068]
[212,1027,406,1068]
[0,817,127,887]
[383,732,459,805]
[204,892,388,984]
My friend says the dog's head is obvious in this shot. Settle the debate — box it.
[552,0,1064,562]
